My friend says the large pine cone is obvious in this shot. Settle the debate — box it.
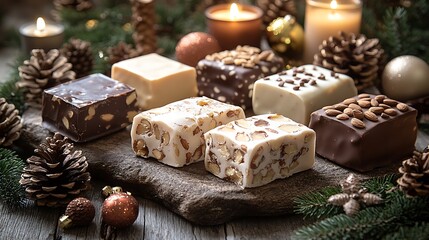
[61,38,94,78]
[0,98,22,147]
[256,0,297,27]
[107,42,141,66]
[397,150,429,197]
[314,31,385,91]
[20,133,91,207]
[16,49,75,107]
[131,0,157,54]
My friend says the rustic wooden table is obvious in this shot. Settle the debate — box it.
[1,48,428,240]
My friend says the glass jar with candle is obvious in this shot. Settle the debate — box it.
[303,0,362,63]
[205,3,263,50]
[19,17,64,54]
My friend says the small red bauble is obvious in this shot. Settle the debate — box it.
[175,32,221,67]
[101,192,139,228]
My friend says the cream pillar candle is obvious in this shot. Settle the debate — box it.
[303,0,362,63]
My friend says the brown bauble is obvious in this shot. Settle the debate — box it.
[382,55,429,101]
[102,193,139,228]
[175,32,221,67]
[60,197,95,228]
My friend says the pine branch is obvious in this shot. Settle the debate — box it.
[0,56,25,113]
[294,175,397,220]
[383,222,429,240]
[294,187,342,219]
[292,192,429,240]
[0,148,26,207]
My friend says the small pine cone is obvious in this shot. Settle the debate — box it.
[340,174,362,194]
[0,98,22,147]
[54,0,93,11]
[16,49,75,108]
[343,198,360,216]
[61,38,94,78]
[131,0,157,54]
[107,42,141,66]
[397,150,429,197]
[20,133,91,207]
[256,0,297,27]
[314,31,385,91]
[52,0,93,21]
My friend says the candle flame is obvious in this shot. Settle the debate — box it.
[36,17,46,32]
[230,3,239,20]
[330,0,338,9]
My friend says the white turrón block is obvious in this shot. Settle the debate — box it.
[252,64,357,125]
[131,97,245,167]
[112,53,198,110]
[204,114,315,188]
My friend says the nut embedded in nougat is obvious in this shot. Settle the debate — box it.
[131,97,245,167]
[204,114,315,188]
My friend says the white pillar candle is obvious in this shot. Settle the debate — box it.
[303,0,362,63]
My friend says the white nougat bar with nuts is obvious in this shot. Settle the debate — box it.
[204,114,315,188]
[252,65,357,125]
[131,97,245,167]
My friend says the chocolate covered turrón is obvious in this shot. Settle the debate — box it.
[42,74,139,142]
[196,45,284,110]
[309,94,417,172]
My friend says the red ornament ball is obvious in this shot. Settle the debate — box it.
[175,32,221,67]
[102,193,139,228]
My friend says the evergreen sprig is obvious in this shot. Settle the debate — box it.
[0,148,25,207]
[294,187,342,219]
[292,192,429,240]
[362,0,429,62]
[0,56,25,113]
[292,174,429,240]
[294,174,397,220]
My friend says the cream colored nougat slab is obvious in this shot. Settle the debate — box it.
[204,114,315,188]
[252,65,357,125]
[131,97,245,167]
[112,53,198,110]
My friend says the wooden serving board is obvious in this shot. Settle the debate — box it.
[18,108,429,225]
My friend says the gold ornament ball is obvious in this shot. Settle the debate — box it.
[382,55,429,101]
[266,15,304,61]
[175,32,222,67]
[102,193,139,228]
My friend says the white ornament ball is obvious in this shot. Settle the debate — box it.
[382,55,429,101]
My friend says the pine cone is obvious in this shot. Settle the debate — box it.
[397,150,429,197]
[107,42,141,66]
[17,49,75,107]
[61,38,94,78]
[314,31,385,91]
[20,133,91,207]
[131,0,157,54]
[54,0,93,11]
[52,0,93,21]
[256,0,297,27]
[0,98,22,147]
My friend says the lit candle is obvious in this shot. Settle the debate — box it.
[19,17,64,53]
[205,3,263,50]
[303,0,362,63]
